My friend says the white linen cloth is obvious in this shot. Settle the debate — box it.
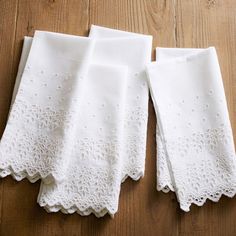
[89,25,152,181]
[0,31,95,183]
[0,31,129,217]
[38,26,153,216]
[38,63,128,217]
[146,47,236,211]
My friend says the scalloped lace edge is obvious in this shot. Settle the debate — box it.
[0,164,145,183]
[37,171,144,218]
[157,182,236,212]
[121,171,144,183]
[157,183,175,193]
[0,165,62,184]
[180,186,236,212]
[0,165,144,217]
[39,201,116,218]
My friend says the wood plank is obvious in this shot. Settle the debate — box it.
[89,1,178,235]
[175,0,236,235]
[0,1,18,138]
[0,0,18,234]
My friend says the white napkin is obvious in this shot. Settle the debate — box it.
[38,63,128,217]
[89,25,152,181]
[0,31,95,183]
[2,32,129,217]
[146,47,236,211]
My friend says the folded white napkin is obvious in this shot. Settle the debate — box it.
[89,25,152,181]
[1,31,129,217]
[38,63,128,217]
[0,31,95,183]
[38,25,153,216]
[146,47,236,211]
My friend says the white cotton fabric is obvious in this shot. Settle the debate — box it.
[146,47,236,211]
[0,31,95,183]
[11,37,32,107]
[38,63,128,217]
[89,25,152,181]
[0,31,129,217]
[2,26,234,217]
[38,26,153,216]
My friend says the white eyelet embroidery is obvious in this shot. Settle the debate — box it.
[0,99,75,183]
[147,47,236,212]
[38,137,122,217]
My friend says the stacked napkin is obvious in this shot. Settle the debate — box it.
[0,25,236,217]
[89,25,152,181]
[0,31,95,183]
[0,26,152,217]
[146,47,236,211]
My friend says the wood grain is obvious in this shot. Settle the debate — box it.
[0,0,18,233]
[0,0,235,235]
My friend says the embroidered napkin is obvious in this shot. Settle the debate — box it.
[155,48,213,193]
[0,31,95,183]
[4,33,129,217]
[38,63,128,217]
[89,25,152,181]
[146,47,236,211]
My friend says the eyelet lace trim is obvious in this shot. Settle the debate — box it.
[0,99,75,183]
[157,126,236,211]
[122,107,148,182]
[156,126,175,193]
[1,98,123,216]
[38,148,122,217]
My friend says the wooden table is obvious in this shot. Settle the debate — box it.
[0,1,235,235]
